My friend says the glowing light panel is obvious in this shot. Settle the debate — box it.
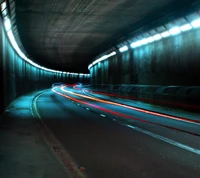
[88,51,116,69]
[1,15,89,75]
[169,27,181,35]
[153,34,162,41]
[4,18,11,31]
[130,41,138,48]
[141,38,148,45]
[119,46,128,52]
[1,2,6,11]
[147,37,154,43]
[135,40,143,47]
[191,19,200,28]
[161,31,170,38]
[180,24,192,31]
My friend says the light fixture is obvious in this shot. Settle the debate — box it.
[2,8,7,16]
[161,31,170,38]
[191,19,200,28]
[153,34,162,41]
[108,51,116,57]
[119,45,128,52]
[130,41,138,48]
[1,2,6,11]
[141,38,148,45]
[88,64,93,69]
[3,16,89,75]
[180,24,192,31]
[88,11,200,72]
[4,17,11,31]
[146,36,154,43]
[88,51,116,69]
[136,40,143,46]
[169,27,181,35]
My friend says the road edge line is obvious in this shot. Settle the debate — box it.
[31,90,87,178]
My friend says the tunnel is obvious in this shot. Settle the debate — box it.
[0,0,200,178]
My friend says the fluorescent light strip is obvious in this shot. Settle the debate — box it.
[130,41,138,48]
[4,17,11,31]
[180,24,192,31]
[2,8,7,16]
[169,27,181,35]
[1,2,6,11]
[88,51,116,69]
[2,14,89,76]
[161,31,170,38]
[147,36,154,43]
[136,40,143,47]
[85,15,200,70]
[153,34,162,41]
[141,38,148,45]
[191,19,200,28]
[119,45,128,52]
[88,64,93,69]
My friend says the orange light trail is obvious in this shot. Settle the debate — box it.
[61,86,200,125]
[52,87,200,137]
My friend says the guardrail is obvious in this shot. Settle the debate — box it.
[89,84,200,112]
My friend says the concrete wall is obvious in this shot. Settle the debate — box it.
[90,84,200,112]
[0,19,89,113]
[90,28,200,86]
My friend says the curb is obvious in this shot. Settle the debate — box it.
[0,90,42,124]
[31,90,87,178]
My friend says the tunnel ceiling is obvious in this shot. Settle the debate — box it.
[15,0,199,73]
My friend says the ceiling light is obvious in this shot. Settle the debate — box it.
[141,38,148,45]
[161,31,170,37]
[119,45,128,52]
[191,19,200,28]
[180,24,192,31]
[4,18,11,31]
[2,8,7,16]
[153,34,162,41]
[88,64,93,69]
[130,42,138,48]
[169,27,181,35]
[135,40,143,47]
[1,2,6,11]
[108,51,116,57]
[146,36,154,43]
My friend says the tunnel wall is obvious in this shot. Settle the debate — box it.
[90,28,200,86]
[89,84,200,112]
[0,18,89,113]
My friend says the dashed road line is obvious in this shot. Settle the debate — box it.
[100,114,106,118]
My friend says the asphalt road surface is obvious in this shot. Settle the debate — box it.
[35,85,200,178]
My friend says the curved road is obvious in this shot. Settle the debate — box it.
[35,85,200,178]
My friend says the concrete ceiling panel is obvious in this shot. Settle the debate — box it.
[14,0,198,72]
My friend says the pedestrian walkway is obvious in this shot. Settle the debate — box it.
[0,91,71,178]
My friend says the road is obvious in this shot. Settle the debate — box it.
[35,85,200,178]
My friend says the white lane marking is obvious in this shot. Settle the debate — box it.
[86,108,90,110]
[126,124,200,155]
[100,114,106,118]
[32,92,47,119]
[82,89,200,126]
